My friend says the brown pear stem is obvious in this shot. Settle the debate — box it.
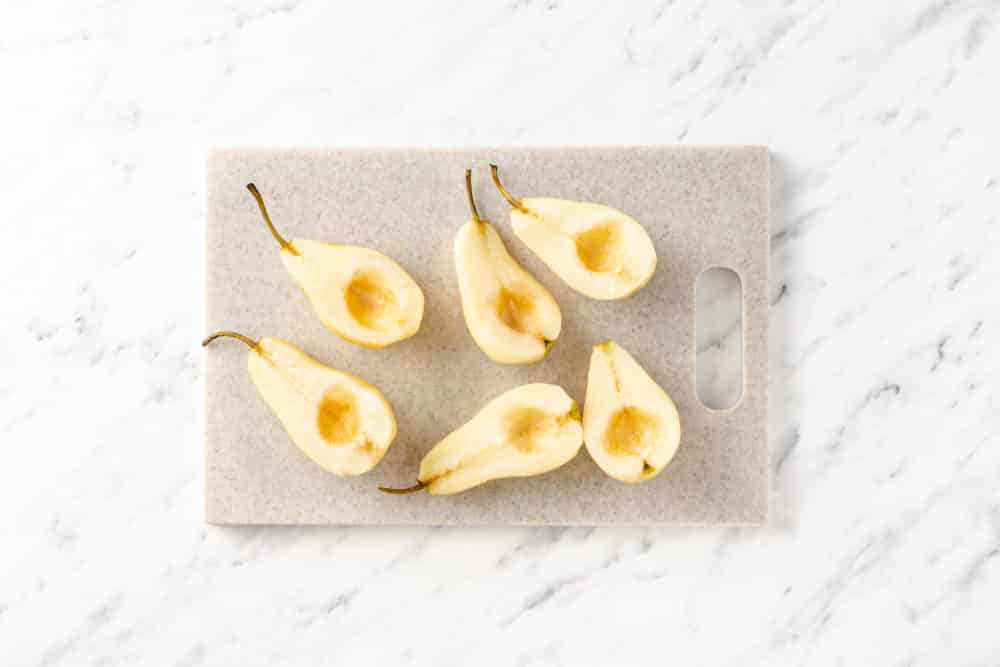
[378,481,427,495]
[465,169,481,223]
[246,183,296,254]
[202,331,258,349]
[489,164,526,212]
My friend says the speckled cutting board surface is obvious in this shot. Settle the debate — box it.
[205,147,768,525]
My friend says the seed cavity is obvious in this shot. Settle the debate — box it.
[495,286,539,336]
[502,406,558,453]
[316,387,361,444]
[605,406,660,459]
[345,270,399,330]
[576,223,624,273]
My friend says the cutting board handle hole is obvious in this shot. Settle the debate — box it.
[695,267,743,410]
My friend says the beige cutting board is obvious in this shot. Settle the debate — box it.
[205,147,768,525]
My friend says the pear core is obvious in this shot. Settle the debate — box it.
[605,406,660,458]
[575,223,624,273]
[345,270,399,331]
[503,406,559,453]
[495,286,539,336]
[316,387,362,444]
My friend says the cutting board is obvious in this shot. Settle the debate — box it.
[205,147,768,525]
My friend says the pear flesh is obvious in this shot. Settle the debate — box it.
[283,241,424,348]
[248,184,424,348]
[512,199,656,300]
[206,333,397,476]
[490,166,656,300]
[455,170,561,364]
[584,341,680,482]
[418,383,583,495]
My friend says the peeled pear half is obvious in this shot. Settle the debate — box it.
[382,384,583,496]
[247,184,424,348]
[455,169,561,363]
[490,165,656,300]
[584,341,680,482]
[203,331,396,476]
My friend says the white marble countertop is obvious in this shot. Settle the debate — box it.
[2,2,998,665]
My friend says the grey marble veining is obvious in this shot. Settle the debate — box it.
[1,1,998,665]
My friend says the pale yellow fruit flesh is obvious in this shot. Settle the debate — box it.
[418,383,583,495]
[510,198,656,300]
[248,337,397,476]
[583,341,680,482]
[282,240,424,348]
[454,220,561,364]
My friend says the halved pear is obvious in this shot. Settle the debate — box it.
[490,165,656,300]
[583,341,680,482]
[455,169,561,364]
[247,184,424,348]
[203,331,396,476]
[382,384,582,495]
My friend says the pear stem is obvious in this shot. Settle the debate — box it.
[465,169,481,223]
[246,183,296,254]
[490,164,526,212]
[378,481,427,495]
[202,331,258,349]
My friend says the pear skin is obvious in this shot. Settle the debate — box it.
[247,184,424,348]
[203,331,396,476]
[455,169,561,364]
[490,165,656,300]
